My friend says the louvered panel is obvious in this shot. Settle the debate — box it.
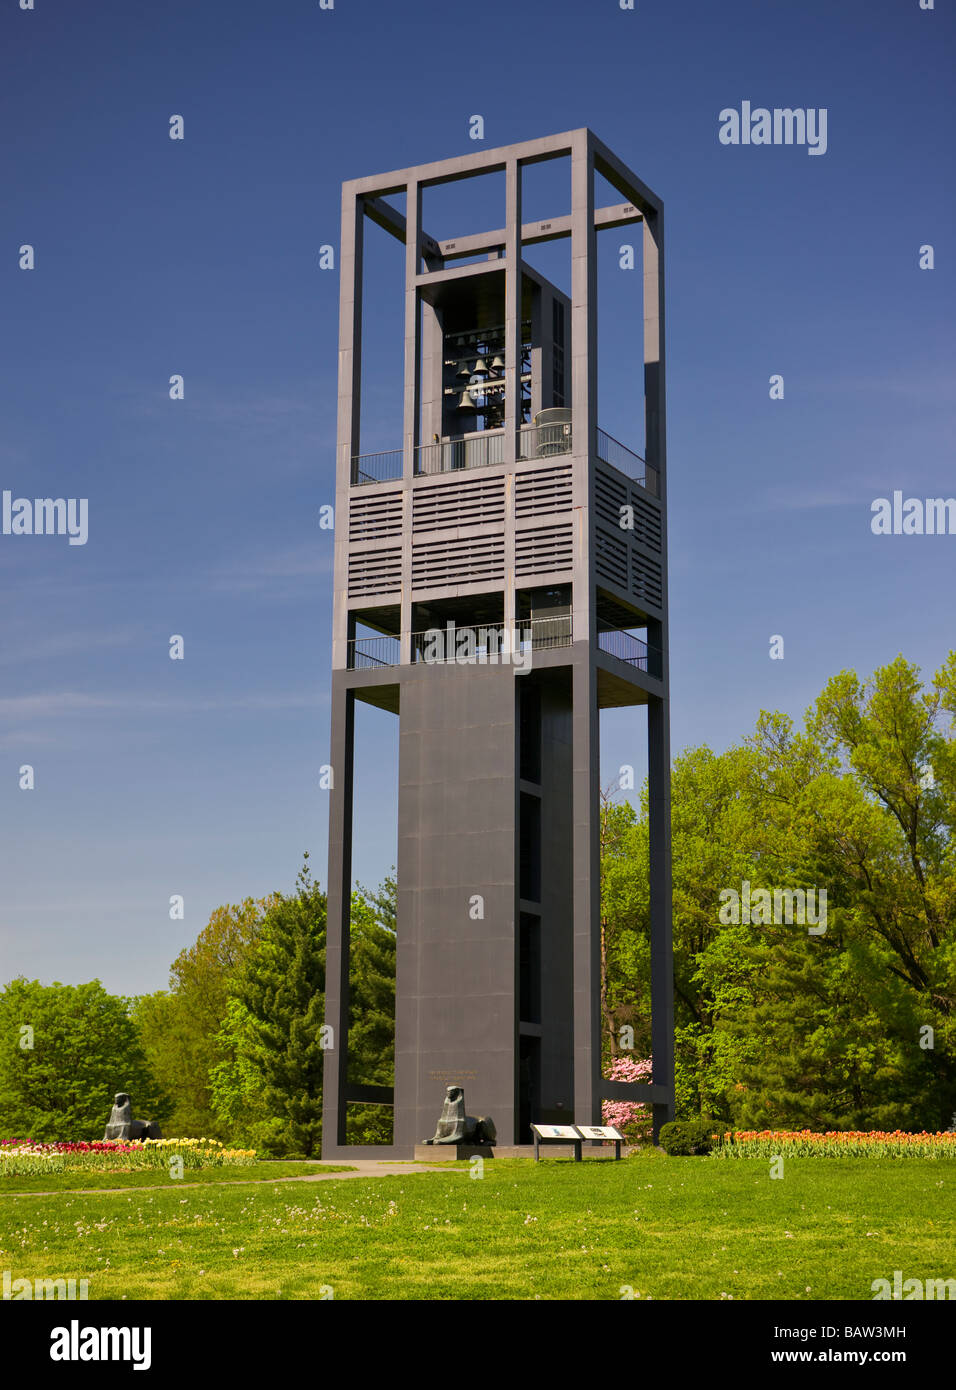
[412,475,505,532]
[349,490,403,543]
[594,527,629,590]
[627,490,662,553]
[594,469,628,530]
[631,549,663,609]
[514,524,574,577]
[348,546,402,597]
[514,464,573,517]
[594,466,662,554]
[412,535,505,590]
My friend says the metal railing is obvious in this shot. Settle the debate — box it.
[351,450,403,485]
[411,614,573,664]
[411,625,507,663]
[525,613,573,650]
[518,421,573,460]
[350,423,659,493]
[597,627,662,678]
[596,429,646,485]
[347,635,402,669]
[415,430,507,475]
[349,621,662,674]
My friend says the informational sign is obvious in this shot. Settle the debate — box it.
[576,1125,625,1141]
[531,1124,580,1140]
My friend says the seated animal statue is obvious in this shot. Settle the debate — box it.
[103,1092,162,1142]
[423,1085,496,1145]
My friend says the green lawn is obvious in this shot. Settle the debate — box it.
[0,1150,951,1300]
[0,1161,352,1195]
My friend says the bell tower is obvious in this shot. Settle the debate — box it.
[322,129,673,1156]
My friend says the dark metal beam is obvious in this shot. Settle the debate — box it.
[343,1084,395,1106]
[599,1081,671,1106]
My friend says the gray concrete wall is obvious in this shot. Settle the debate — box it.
[394,661,518,1147]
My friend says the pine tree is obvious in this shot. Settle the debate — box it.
[232,854,327,1156]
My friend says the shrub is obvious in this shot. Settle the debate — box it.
[658,1119,724,1156]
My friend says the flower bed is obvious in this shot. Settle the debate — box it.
[712,1129,956,1160]
[0,1138,256,1178]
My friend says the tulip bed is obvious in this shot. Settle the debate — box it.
[712,1130,956,1160]
[0,1138,256,1178]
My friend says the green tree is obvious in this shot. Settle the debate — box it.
[211,866,398,1152]
[204,994,287,1153]
[132,894,275,1136]
[600,789,645,1062]
[0,978,167,1141]
[723,655,956,1128]
[345,875,397,1144]
[601,652,956,1131]
[348,874,397,1084]
[212,855,327,1156]
[601,745,762,1114]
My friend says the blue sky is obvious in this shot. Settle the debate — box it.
[1,0,953,996]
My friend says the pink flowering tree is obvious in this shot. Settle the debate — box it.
[602,1056,653,1143]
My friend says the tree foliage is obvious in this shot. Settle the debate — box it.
[132,894,276,1137]
[209,859,397,1153]
[602,653,956,1130]
[211,855,327,1156]
[7,653,951,1147]
[0,978,167,1141]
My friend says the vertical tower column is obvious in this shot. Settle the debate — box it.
[400,181,420,666]
[503,157,521,636]
[570,132,602,1125]
[644,207,674,1136]
[323,182,364,1148]
[322,683,355,1147]
[332,191,363,672]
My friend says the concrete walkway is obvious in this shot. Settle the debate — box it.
[1,1160,467,1199]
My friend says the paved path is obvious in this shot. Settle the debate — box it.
[1,1161,465,1199]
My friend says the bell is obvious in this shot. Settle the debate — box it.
[457,389,477,410]
[472,358,489,376]
[456,362,472,377]
[490,356,505,371]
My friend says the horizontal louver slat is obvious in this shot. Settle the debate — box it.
[595,466,661,552]
[412,535,505,590]
[413,476,505,532]
[514,464,573,517]
[349,491,403,542]
[631,550,663,609]
[348,547,402,597]
[514,524,573,576]
[594,527,629,589]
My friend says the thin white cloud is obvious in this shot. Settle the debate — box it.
[803,366,956,405]
[209,544,334,593]
[0,690,327,719]
[0,628,138,667]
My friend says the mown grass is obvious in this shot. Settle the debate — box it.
[0,1162,352,1195]
[0,1151,951,1300]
